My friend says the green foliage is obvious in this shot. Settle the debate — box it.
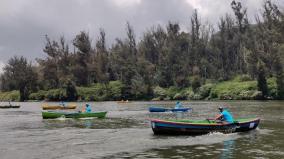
[46,89,66,101]
[233,74,252,82]
[0,91,20,101]
[153,86,167,100]
[191,76,201,93]
[186,88,202,100]
[2,78,280,101]
[77,84,107,101]
[239,90,262,100]
[0,56,37,101]
[108,81,124,100]
[130,74,148,99]
[64,80,78,101]
[210,80,258,100]
[197,83,214,99]
[153,86,187,100]
[29,90,47,101]
[173,92,187,100]
[166,87,180,100]
[2,1,284,101]
[276,73,284,99]
[267,78,277,98]
[29,89,65,101]
[184,88,194,99]
[29,81,123,101]
[30,81,78,101]
[77,81,124,101]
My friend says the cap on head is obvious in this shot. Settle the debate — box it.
[218,107,223,111]
[86,103,90,106]
[176,101,180,104]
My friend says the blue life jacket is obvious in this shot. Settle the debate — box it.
[221,110,234,123]
[86,106,92,113]
[175,103,182,109]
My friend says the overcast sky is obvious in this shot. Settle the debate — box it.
[0,0,283,73]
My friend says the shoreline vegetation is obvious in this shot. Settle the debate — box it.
[1,1,284,101]
[0,76,278,102]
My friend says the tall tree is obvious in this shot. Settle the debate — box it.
[1,56,37,101]
[275,44,284,99]
[94,29,109,84]
[257,61,268,99]
[37,35,72,89]
[231,0,249,73]
[109,22,138,99]
[190,9,201,66]
[72,31,93,86]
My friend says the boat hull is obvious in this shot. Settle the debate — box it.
[150,118,260,135]
[149,107,191,112]
[0,105,20,109]
[42,111,107,119]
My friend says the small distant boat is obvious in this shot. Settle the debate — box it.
[42,111,107,119]
[117,100,131,104]
[149,107,191,112]
[0,105,20,109]
[150,118,260,135]
[42,104,77,110]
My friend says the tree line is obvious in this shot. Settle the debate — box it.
[1,0,284,101]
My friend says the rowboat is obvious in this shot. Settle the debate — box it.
[150,118,260,135]
[42,104,77,110]
[149,107,191,112]
[0,105,20,109]
[42,111,107,119]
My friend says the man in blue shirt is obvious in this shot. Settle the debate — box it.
[85,103,92,113]
[215,107,234,123]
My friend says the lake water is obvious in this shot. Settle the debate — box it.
[0,101,283,159]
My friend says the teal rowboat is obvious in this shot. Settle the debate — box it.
[42,111,107,119]
[150,118,260,135]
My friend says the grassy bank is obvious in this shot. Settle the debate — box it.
[28,81,124,101]
[0,78,278,101]
[153,77,277,100]
[0,90,20,101]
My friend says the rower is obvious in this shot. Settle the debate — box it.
[215,107,234,124]
[85,103,92,113]
[175,101,183,109]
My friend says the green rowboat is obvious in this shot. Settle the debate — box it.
[42,111,107,119]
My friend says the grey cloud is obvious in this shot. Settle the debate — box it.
[0,0,193,63]
[0,0,283,66]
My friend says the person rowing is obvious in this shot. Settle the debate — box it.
[175,101,183,109]
[214,107,234,124]
[60,101,66,108]
[174,101,184,119]
[81,103,92,113]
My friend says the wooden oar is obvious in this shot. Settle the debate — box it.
[206,118,215,123]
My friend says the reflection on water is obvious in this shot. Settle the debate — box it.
[42,117,145,130]
[82,119,92,128]
[149,111,192,120]
[220,139,235,159]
